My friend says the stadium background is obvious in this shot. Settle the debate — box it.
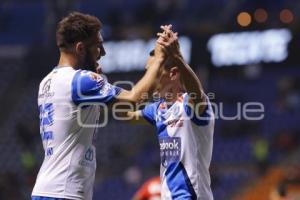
[0,0,299,199]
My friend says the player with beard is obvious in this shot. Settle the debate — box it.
[32,12,171,200]
[128,27,215,200]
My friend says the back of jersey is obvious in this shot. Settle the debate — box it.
[32,67,98,200]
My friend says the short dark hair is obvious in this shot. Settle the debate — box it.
[164,57,177,70]
[149,49,176,70]
[56,12,102,51]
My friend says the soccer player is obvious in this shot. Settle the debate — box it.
[128,27,215,200]
[31,12,171,200]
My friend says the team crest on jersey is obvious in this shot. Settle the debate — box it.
[167,104,181,119]
[159,137,181,167]
[157,103,183,128]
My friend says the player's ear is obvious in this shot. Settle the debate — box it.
[169,67,179,81]
[75,42,85,56]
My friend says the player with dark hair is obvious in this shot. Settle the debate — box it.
[128,27,215,200]
[31,12,172,200]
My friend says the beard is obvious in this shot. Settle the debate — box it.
[82,48,97,72]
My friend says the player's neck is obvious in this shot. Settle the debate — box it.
[58,52,79,69]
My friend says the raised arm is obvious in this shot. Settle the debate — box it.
[115,27,172,103]
[157,26,206,114]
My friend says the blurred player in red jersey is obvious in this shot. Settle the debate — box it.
[270,183,291,200]
[133,176,161,200]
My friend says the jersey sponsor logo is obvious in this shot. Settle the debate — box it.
[39,79,54,98]
[160,137,181,167]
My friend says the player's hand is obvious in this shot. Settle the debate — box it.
[157,24,182,59]
[153,25,174,62]
[153,42,167,62]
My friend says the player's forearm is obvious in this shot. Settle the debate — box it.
[174,55,205,103]
[130,58,164,102]
[116,58,163,103]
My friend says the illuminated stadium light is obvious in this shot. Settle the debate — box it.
[99,36,192,73]
[237,12,252,27]
[254,8,268,23]
[280,9,294,24]
[207,29,292,67]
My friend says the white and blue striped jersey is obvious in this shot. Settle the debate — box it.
[142,93,214,200]
[32,66,121,200]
